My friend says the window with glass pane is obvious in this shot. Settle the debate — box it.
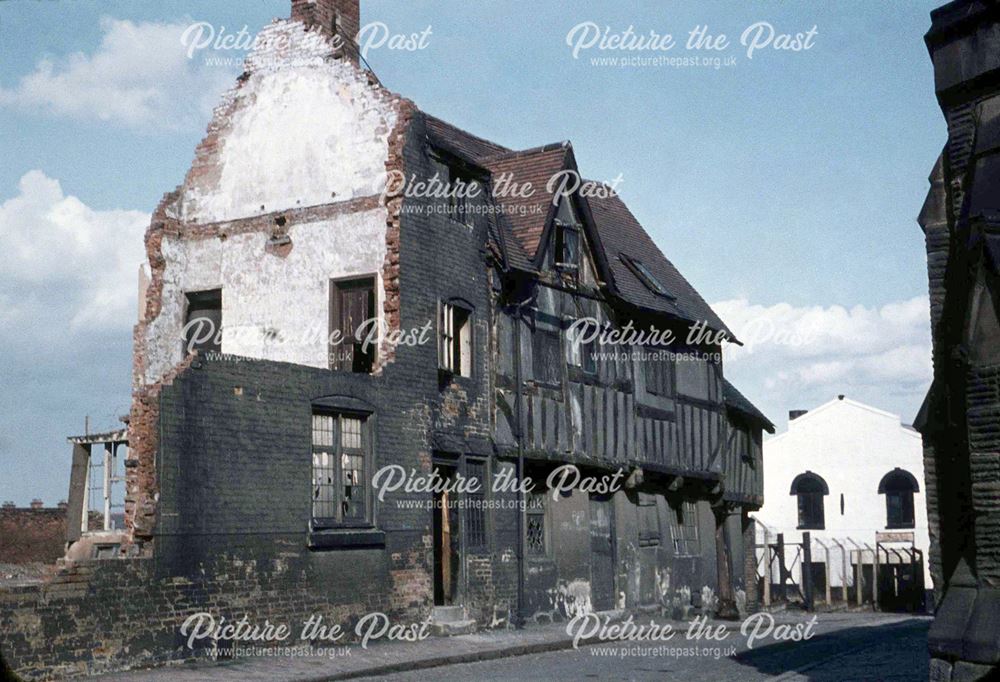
[311,412,370,528]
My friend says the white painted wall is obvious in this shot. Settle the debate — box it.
[178,19,398,224]
[140,19,399,384]
[753,397,931,588]
[142,213,388,384]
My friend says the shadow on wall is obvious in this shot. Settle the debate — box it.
[732,618,931,680]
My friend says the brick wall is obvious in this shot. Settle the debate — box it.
[0,507,68,565]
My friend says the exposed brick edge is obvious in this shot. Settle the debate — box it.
[379,97,417,370]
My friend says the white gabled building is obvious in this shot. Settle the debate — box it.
[754,395,932,608]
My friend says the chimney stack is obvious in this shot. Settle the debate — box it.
[789,410,808,421]
[30,498,44,510]
[291,0,360,64]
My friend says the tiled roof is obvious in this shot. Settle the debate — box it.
[723,380,775,433]
[419,111,731,335]
[424,114,509,161]
[587,193,732,337]
[481,143,570,258]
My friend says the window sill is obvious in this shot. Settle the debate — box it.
[796,526,825,531]
[885,523,915,530]
[308,528,385,551]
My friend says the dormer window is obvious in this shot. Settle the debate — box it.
[621,255,674,300]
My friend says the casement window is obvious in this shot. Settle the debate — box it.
[526,491,548,557]
[567,318,598,375]
[669,500,700,556]
[183,289,222,354]
[790,471,828,530]
[464,458,487,550]
[638,493,661,547]
[644,346,673,396]
[620,254,674,300]
[330,277,375,373]
[879,468,918,529]
[553,220,580,274]
[532,327,562,385]
[311,412,372,528]
[439,302,472,376]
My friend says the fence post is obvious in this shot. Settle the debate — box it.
[824,542,832,605]
[871,544,879,609]
[833,539,848,603]
[776,533,786,601]
[763,528,771,608]
[802,532,813,611]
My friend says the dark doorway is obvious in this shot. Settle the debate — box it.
[589,496,615,611]
[433,463,460,605]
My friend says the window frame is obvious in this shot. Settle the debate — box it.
[532,326,563,386]
[311,410,374,530]
[183,288,222,355]
[669,499,700,557]
[644,345,674,397]
[329,276,377,374]
[879,469,918,530]
[620,255,675,300]
[525,490,550,558]
[438,300,473,377]
[462,457,489,552]
[790,471,828,531]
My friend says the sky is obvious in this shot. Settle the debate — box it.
[0,0,944,505]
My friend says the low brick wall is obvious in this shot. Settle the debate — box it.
[0,548,433,680]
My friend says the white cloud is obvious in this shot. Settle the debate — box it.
[0,17,235,131]
[0,170,149,329]
[714,296,933,427]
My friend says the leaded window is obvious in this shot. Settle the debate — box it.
[526,492,548,556]
[312,412,371,528]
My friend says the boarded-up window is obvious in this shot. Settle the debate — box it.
[669,500,699,556]
[184,289,221,354]
[312,412,371,528]
[676,357,716,400]
[439,302,472,376]
[638,493,660,547]
[464,459,487,550]
[330,277,375,373]
[532,328,561,385]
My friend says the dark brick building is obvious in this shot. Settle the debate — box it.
[0,0,772,677]
[917,1,1000,679]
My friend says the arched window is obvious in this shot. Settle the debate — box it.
[790,471,828,530]
[878,468,919,529]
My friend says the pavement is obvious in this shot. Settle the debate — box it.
[94,611,931,681]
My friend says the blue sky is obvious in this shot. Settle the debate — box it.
[0,0,943,505]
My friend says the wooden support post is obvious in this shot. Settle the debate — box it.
[103,442,112,531]
[802,532,813,611]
